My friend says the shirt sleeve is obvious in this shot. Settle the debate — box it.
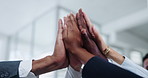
[82,56,142,78]
[120,56,148,78]
[19,60,38,78]
[65,66,82,78]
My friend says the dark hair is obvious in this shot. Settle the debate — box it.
[143,53,148,62]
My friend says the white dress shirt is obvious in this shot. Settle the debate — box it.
[19,56,148,78]
[120,56,148,78]
[18,61,81,78]
[65,66,82,78]
[19,60,38,78]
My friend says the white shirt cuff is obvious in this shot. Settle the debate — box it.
[65,66,82,78]
[121,56,148,78]
[19,60,36,77]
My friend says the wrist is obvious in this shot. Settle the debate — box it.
[100,42,108,52]
[106,48,125,64]
[105,48,115,58]
[74,48,95,64]
[70,64,82,72]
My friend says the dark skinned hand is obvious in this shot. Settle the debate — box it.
[76,9,107,61]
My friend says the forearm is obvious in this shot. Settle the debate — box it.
[106,48,124,65]
[31,56,58,75]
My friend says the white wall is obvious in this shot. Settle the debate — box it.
[0,34,9,61]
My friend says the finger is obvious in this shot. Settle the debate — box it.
[64,17,67,25]
[79,26,83,32]
[77,12,84,30]
[90,26,95,37]
[79,9,87,29]
[62,23,68,40]
[91,26,102,44]
[55,19,63,40]
[82,10,92,27]
[71,13,77,24]
[82,11,94,36]
[67,14,72,31]
[92,26,99,38]
[81,29,91,42]
[64,16,68,32]
[58,19,63,33]
[76,13,79,20]
[76,13,81,29]
[70,13,77,26]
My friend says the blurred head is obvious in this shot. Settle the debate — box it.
[143,53,148,70]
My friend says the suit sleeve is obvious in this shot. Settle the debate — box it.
[0,61,21,78]
[82,56,142,78]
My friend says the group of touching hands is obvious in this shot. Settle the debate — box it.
[53,9,109,71]
[31,9,123,75]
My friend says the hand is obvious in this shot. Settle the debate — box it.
[82,10,108,53]
[63,14,83,53]
[62,14,82,71]
[52,19,68,68]
[31,19,68,75]
[81,10,126,64]
[76,9,107,60]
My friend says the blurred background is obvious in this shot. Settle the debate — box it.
[0,0,147,78]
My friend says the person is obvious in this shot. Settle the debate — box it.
[0,19,68,78]
[143,53,148,70]
[66,9,148,78]
[62,13,142,78]
[0,19,88,78]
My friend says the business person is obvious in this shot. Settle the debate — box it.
[143,53,148,70]
[0,19,69,78]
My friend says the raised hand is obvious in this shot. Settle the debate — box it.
[82,10,108,54]
[63,14,83,53]
[76,9,107,61]
[31,19,68,75]
[62,14,83,71]
[52,19,68,68]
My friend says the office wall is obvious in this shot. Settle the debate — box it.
[0,34,9,60]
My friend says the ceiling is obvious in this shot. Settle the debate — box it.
[0,0,147,35]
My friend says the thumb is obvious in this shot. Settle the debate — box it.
[91,26,99,38]
[81,29,90,42]
[91,26,103,45]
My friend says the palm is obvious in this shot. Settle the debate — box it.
[53,19,68,68]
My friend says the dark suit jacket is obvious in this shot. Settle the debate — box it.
[82,56,142,78]
[0,61,21,78]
